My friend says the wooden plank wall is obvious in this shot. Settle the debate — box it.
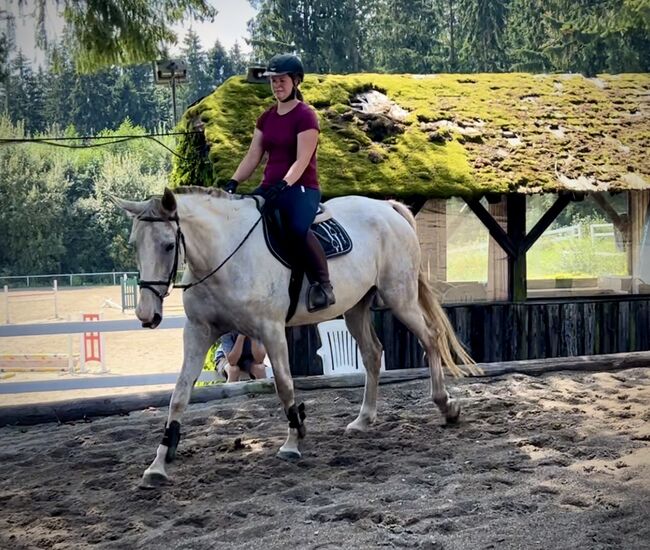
[287,297,650,374]
[385,298,650,367]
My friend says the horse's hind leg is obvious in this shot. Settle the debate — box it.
[380,288,459,423]
[344,290,383,432]
[141,321,217,488]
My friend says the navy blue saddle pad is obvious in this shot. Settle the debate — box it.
[263,208,353,268]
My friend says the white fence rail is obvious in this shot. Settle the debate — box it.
[0,316,195,394]
[0,271,138,288]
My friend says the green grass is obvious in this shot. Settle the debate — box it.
[446,235,627,282]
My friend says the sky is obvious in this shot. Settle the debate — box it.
[9,0,258,66]
[172,1,258,54]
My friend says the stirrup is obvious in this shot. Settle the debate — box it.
[307,283,336,312]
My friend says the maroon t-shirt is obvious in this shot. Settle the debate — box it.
[255,102,320,189]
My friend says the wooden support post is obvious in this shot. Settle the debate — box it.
[467,193,576,302]
[507,194,527,302]
[488,197,508,301]
[629,190,650,293]
[416,199,447,282]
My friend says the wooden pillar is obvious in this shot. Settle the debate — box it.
[488,197,508,301]
[507,194,527,302]
[629,190,650,293]
[416,199,447,283]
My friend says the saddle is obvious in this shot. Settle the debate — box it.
[253,198,353,321]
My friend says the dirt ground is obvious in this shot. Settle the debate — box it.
[0,367,648,550]
[1,286,186,405]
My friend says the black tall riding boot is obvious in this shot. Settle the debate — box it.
[304,230,336,312]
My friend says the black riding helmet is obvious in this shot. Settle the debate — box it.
[262,53,305,82]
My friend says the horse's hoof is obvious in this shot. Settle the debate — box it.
[345,418,371,433]
[276,448,301,461]
[445,400,461,424]
[139,471,170,489]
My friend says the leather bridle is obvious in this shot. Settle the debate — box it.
[134,209,263,302]
[135,214,185,300]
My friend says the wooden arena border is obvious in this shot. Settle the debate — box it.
[0,351,648,427]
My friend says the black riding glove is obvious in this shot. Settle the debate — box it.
[224,179,239,194]
[262,180,289,213]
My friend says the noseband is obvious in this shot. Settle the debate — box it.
[135,209,262,302]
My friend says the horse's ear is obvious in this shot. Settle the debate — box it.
[161,188,177,214]
[109,195,145,218]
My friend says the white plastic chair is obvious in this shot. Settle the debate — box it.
[316,319,385,375]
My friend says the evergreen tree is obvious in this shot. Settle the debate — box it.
[43,45,77,130]
[248,0,373,73]
[459,0,509,72]
[228,42,249,76]
[27,0,216,72]
[5,51,48,133]
[207,40,233,85]
[370,0,443,74]
[68,68,121,133]
[179,29,214,109]
[505,0,553,71]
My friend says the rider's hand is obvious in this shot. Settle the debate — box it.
[224,179,239,194]
[265,179,289,201]
[261,180,288,213]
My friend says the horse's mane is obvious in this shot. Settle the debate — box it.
[174,185,230,198]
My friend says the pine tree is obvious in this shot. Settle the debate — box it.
[248,0,374,73]
[207,40,232,85]
[505,0,553,71]
[370,0,443,73]
[228,42,248,77]
[458,0,509,72]
[179,29,214,109]
[30,0,217,72]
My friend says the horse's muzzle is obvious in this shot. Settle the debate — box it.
[142,313,162,329]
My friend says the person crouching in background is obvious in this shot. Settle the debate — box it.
[216,331,268,383]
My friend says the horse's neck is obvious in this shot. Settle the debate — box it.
[176,194,259,274]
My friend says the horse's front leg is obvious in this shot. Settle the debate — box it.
[263,323,305,460]
[140,320,217,488]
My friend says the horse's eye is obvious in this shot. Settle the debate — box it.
[165,243,175,252]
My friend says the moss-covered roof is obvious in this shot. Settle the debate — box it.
[173,73,650,199]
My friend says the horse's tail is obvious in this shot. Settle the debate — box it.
[388,200,481,378]
[417,270,481,377]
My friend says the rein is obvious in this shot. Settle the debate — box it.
[136,208,263,300]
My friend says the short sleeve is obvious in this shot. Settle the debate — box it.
[220,331,236,354]
[214,344,224,361]
[256,108,271,131]
[297,105,320,134]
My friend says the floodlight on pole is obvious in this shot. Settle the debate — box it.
[153,59,188,126]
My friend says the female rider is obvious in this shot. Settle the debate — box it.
[223,54,335,312]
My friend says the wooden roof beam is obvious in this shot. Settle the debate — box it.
[521,193,574,253]
[464,197,517,258]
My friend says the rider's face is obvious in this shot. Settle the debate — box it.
[271,74,294,101]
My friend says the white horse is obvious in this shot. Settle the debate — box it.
[113,187,478,487]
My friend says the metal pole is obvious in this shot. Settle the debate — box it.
[171,75,178,126]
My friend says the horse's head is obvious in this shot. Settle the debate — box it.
[112,188,179,329]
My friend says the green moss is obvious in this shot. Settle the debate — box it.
[172,72,650,198]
